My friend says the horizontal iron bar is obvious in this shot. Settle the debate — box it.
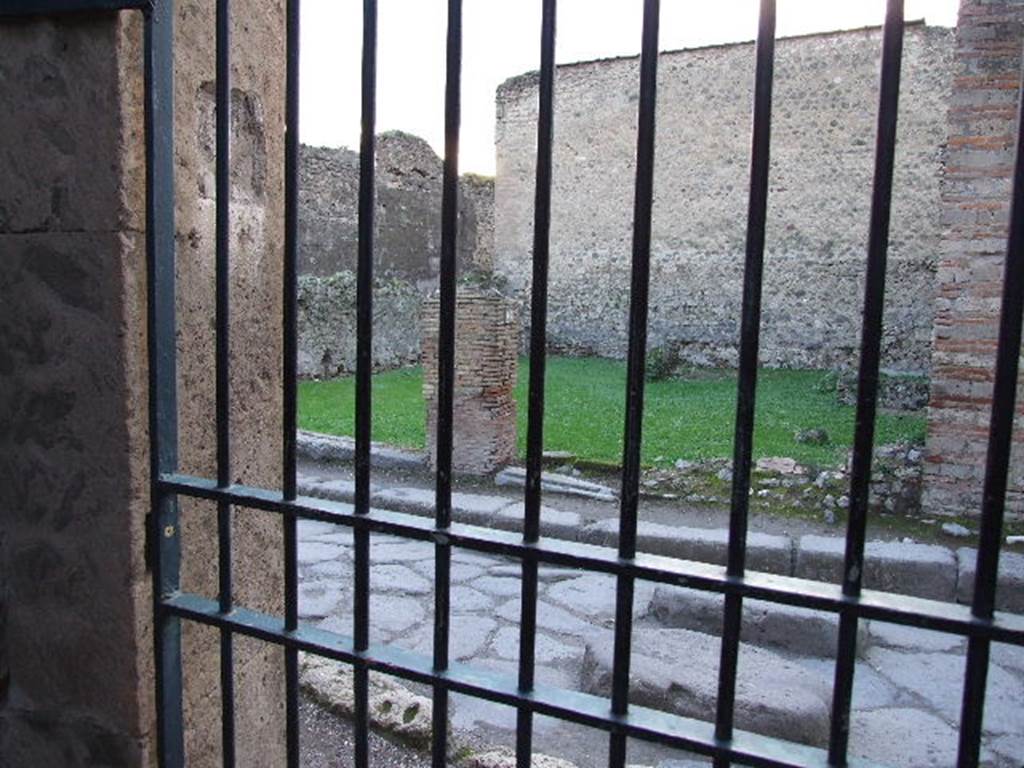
[162,592,888,768]
[158,473,1024,645]
[0,0,151,15]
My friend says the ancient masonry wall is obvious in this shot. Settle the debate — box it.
[422,291,518,475]
[924,0,1024,519]
[494,22,954,373]
[0,3,287,764]
[297,133,495,377]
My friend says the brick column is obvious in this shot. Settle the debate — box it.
[1,3,286,765]
[924,0,1024,518]
[422,289,519,475]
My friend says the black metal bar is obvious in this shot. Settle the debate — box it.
[162,592,891,768]
[158,473,1024,647]
[214,0,235,764]
[144,2,183,766]
[609,2,659,766]
[282,0,301,764]
[828,2,904,763]
[0,0,151,15]
[956,67,1024,768]
[516,2,557,766]
[352,1,377,766]
[714,4,776,766]
[431,1,462,765]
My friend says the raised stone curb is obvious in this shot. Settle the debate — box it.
[646,585,869,658]
[580,628,832,747]
[580,519,792,576]
[955,548,1024,614]
[496,466,617,502]
[298,478,969,605]
[795,535,957,601]
[298,429,427,471]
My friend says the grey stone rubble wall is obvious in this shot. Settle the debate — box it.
[494,23,953,373]
[297,132,496,376]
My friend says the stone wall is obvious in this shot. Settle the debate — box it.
[924,0,1024,518]
[422,290,518,475]
[0,3,286,765]
[494,22,953,373]
[297,133,495,375]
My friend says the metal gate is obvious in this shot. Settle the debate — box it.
[7,1,1024,766]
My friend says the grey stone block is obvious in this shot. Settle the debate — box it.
[496,466,617,502]
[297,429,426,470]
[956,547,1024,614]
[646,585,868,658]
[580,627,832,747]
[795,535,957,601]
[849,708,960,768]
[580,519,792,575]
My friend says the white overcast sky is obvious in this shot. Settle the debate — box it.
[299,1,958,175]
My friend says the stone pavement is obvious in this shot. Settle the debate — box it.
[295,502,1023,767]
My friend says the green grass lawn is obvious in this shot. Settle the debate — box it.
[298,357,926,468]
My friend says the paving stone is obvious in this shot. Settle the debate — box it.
[308,559,350,579]
[991,642,1024,675]
[490,627,585,666]
[298,582,345,620]
[308,531,354,547]
[795,535,956,601]
[581,519,792,575]
[956,547,1024,613]
[849,708,960,767]
[298,518,344,539]
[989,733,1024,765]
[646,585,867,658]
[545,573,656,624]
[407,615,497,662]
[370,538,434,564]
[369,594,426,636]
[298,541,347,566]
[474,576,525,597]
[496,598,595,636]
[451,585,497,612]
[867,647,1024,736]
[371,564,433,596]
[489,564,581,583]
[451,549,502,567]
[792,657,897,711]
[450,658,575,734]
[580,627,832,747]
[868,621,965,653]
[461,749,577,768]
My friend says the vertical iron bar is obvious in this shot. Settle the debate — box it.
[713,2,775,766]
[215,1,236,765]
[956,69,1024,768]
[608,2,659,766]
[828,2,903,763]
[517,2,557,766]
[283,0,301,764]
[145,2,184,766]
[432,0,462,765]
[353,1,377,767]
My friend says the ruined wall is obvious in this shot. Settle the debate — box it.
[0,2,286,764]
[495,23,953,373]
[297,132,495,375]
[924,0,1024,518]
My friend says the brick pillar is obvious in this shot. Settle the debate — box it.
[0,3,285,765]
[924,0,1024,518]
[422,289,519,475]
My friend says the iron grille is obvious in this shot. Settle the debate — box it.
[6,1,1024,767]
